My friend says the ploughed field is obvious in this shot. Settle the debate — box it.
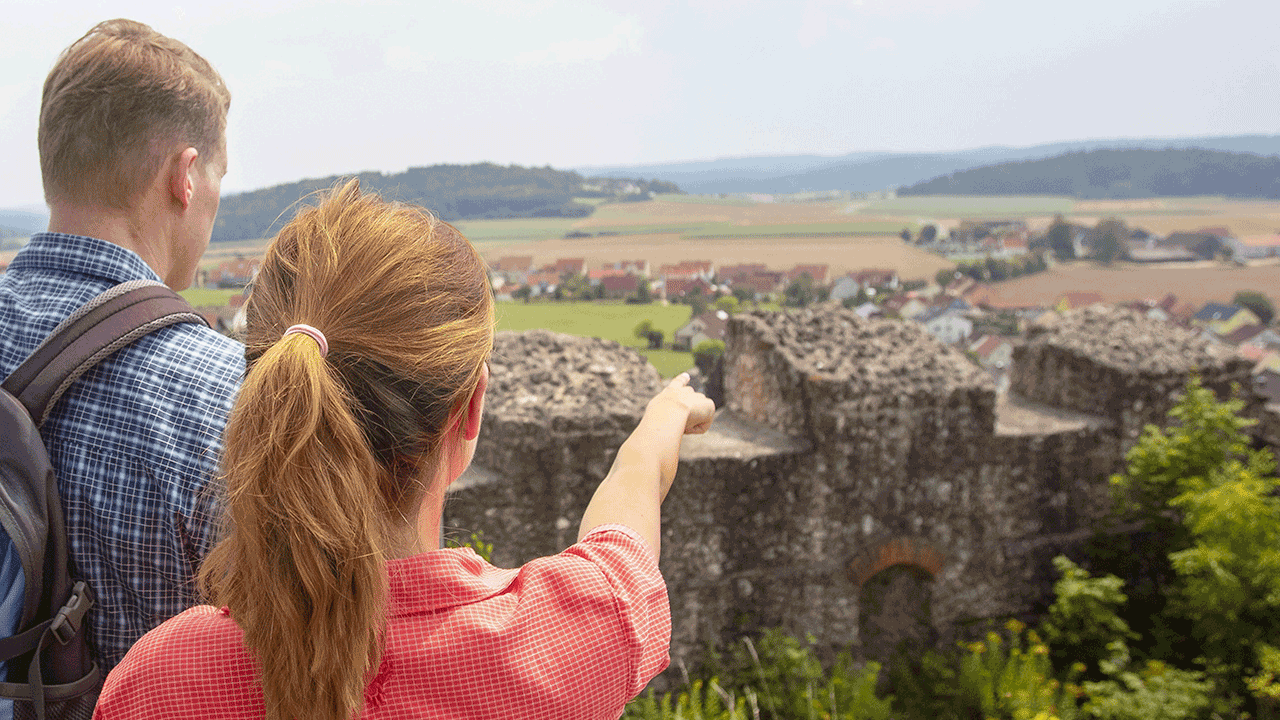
[979,261,1280,310]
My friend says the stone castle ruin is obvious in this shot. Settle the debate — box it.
[444,305,1258,675]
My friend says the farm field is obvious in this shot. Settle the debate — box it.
[494,301,695,377]
[867,195,1076,217]
[980,260,1280,309]
[451,217,581,243]
[481,234,955,283]
[178,287,244,306]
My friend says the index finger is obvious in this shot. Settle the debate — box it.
[666,372,691,390]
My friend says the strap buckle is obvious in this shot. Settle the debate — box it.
[49,581,93,646]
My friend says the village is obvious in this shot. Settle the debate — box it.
[477,215,1280,407]
[77,209,1280,417]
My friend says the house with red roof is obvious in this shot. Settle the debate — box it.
[787,264,830,286]
[660,260,714,280]
[551,257,587,277]
[493,256,534,273]
[663,277,713,300]
[598,274,641,299]
[968,335,1014,370]
[600,259,650,277]
[208,257,261,288]
[673,310,730,351]
[718,263,768,280]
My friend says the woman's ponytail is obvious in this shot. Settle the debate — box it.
[201,333,390,720]
[199,179,494,720]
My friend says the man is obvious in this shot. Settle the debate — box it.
[0,19,243,671]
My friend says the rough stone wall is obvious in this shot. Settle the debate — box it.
[1011,306,1253,445]
[445,330,660,565]
[444,306,1255,680]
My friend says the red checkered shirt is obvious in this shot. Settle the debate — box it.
[94,525,670,719]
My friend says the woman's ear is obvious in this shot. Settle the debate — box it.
[462,363,489,442]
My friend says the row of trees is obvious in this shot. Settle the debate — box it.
[900,147,1280,200]
[937,253,1049,286]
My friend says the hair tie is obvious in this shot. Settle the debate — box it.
[283,324,329,358]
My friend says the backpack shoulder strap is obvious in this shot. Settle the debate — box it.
[1,280,209,427]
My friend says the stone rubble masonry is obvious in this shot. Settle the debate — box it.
[443,305,1256,682]
[1012,305,1255,446]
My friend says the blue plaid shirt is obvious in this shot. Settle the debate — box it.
[0,233,244,671]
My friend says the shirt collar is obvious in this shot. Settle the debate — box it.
[9,232,163,286]
[385,549,519,617]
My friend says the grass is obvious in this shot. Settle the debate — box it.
[179,287,244,306]
[451,217,582,243]
[494,300,694,377]
[686,221,911,238]
[651,193,757,205]
[581,222,727,236]
[866,195,1077,217]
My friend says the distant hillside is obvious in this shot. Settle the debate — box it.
[898,148,1280,200]
[0,210,48,236]
[212,163,678,243]
[581,135,1280,194]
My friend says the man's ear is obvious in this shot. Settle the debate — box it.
[462,363,489,442]
[168,147,200,210]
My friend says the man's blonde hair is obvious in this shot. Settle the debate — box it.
[39,19,231,209]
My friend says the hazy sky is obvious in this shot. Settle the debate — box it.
[2,0,1276,208]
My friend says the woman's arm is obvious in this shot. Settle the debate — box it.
[577,373,716,557]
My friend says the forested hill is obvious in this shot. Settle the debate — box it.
[898,148,1280,199]
[211,163,678,243]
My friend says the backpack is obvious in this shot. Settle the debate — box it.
[0,280,207,720]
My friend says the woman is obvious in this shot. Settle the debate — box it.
[94,180,715,720]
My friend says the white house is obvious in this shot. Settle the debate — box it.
[917,307,973,345]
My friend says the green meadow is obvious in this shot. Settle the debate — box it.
[495,301,695,377]
[866,195,1077,216]
[685,221,911,238]
[178,287,244,307]
[451,217,582,243]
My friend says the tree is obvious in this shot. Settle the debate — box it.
[686,287,709,318]
[631,279,652,304]
[1048,215,1075,261]
[919,224,938,244]
[713,295,740,314]
[1108,377,1280,708]
[783,275,816,308]
[632,319,663,350]
[899,227,912,242]
[558,273,590,300]
[936,268,957,288]
[512,285,532,302]
[1233,290,1274,325]
[692,339,725,366]
[984,256,1009,282]
[1092,217,1127,265]
[731,286,754,304]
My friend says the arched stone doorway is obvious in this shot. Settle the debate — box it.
[849,536,945,664]
[858,565,935,664]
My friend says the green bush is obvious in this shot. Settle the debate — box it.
[635,630,890,720]
[692,339,725,363]
[444,530,493,562]
[623,678,751,720]
[889,620,1080,720]
[1081,644,1213,720]
[1040,556,1137,673]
